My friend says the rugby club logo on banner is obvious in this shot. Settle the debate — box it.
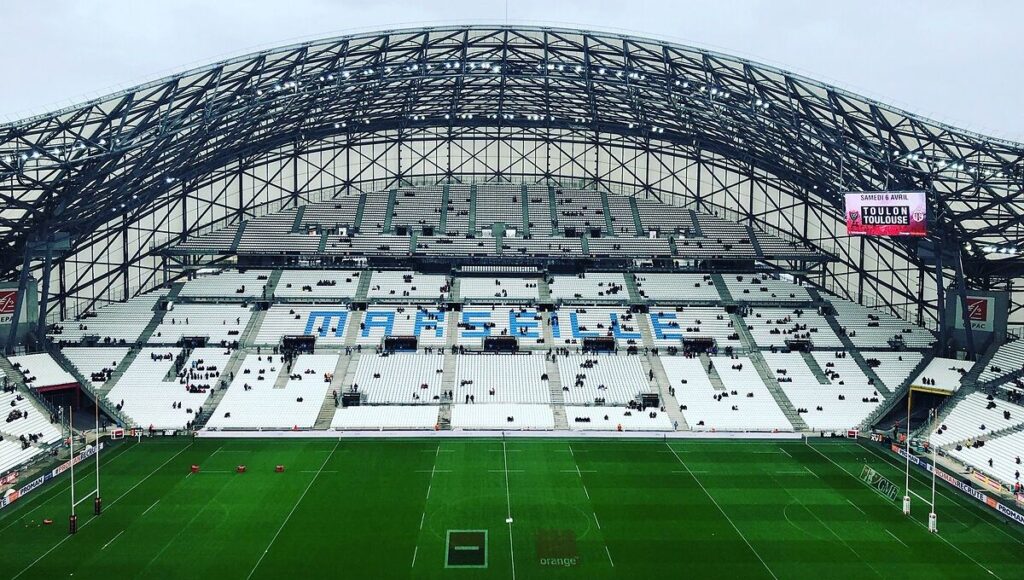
[0,290,17,325]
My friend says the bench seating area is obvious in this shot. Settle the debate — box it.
[9,353,77,390]
[350,353,445,404]
[48,290,165,344]
[206,353,332,429]
[178,270,270,298]
[565,406,673,431]
[450,404,554,430]
[664,356,791,432]
[947,430,1024,488]
[929,393,1024,447]
[453,354,549,404]
[108,347,231,430]
[148,304,252,345]
[556,354,649,405]
[330,405,440,430]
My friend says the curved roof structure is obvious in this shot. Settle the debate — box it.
[2,25,1023,328]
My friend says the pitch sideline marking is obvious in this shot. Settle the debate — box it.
[13,441,195,580]
[101,529,125,551]
[246,439,340,580]
[846,499,867,515]
[665,442,779,580]
[885,529,908,547]
[502,440,516,580]
[804,439,1004,580]
[142,499,160,516]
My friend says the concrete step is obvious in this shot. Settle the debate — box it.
[353,193,367,231]
[240,309,267,347]
[641,353,689,430]
[800,351,832,385]
[699,354,728,392]
[438,404,452,429]
[711,273,734,303]
[262,269,283,300]
[520,184,531,236]
[354,272,372,302]
[382,189,397,233]
[229,221,247,252]
[313,353,351,429]
[547,186,559,235]
[599,190,615,236]
[627,196,644,236]
[291,205,307,233]
[468,184,478,234]
[746,224,764,258]
[193,348,248,428]
[344,311,364,347]
[544,354,569,430]
[623,272,643,304]
[138,283,183,344]
[441,350,458,396]
[728,311,756,353]
[687,209,704,236]
[748,350,809,430]
[439,185,450,233]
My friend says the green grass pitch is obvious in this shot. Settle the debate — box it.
[1,437,1022,579]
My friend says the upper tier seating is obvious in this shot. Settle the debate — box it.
[723,274,811,302]
[548,273,628,302]
[663,356,791,431]
[178,270,270,299]
[359,193,391,233]
[330,405,440,430]
[450,404,554,430]
[634,273,720,302]
[206,353,334,429]
[148,303,252,345]
[48,289,165,344]
[565,406,674,431]
[864,351,924,392]
[274,270,362,300]
[350,353,445,404]
[763,352,882,431]
[743,307,843,349]
[829,297,935,349]
[392,187,443,231]
[367,270,449,301]
[8,353,77,390]
[978,340,1024,385]
[453,354,550,404]
[300,196,362,230]
[415,236,495,256]
[476,185,524,232]
[60,347,130,388]
[634,198,695,234]
[175,223,239,253]
[929,393,1024,447]
[236,208,321,255]
[445,185,472,235]
[458,277,540,302]
[605,194,637,236]
[501,237,583,257]
[107,347,231,429]
[324,234,411,256]
[947,430,1024,488]
[587,237,673,258]
[553,189,606,231]
[556,354,650,405]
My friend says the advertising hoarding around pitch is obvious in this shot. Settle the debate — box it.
[844,191,927,237]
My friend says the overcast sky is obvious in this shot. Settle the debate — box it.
[4,0,1022,140]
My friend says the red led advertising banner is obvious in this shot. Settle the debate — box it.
[844,191,927,237]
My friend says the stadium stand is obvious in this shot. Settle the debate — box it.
[548,273,628,302]
[453,354,549,404]
[350,353,445,404]
[274,270,363,300]
[450,404,555,430]
[723,274,811,302]
[662,356,791,431]
[367,270,449,301]
[634,273,720,302]
[331,405,440,431]
[147,303,252,345]
[47,289,165,344]
[764,352,882,431]
[458,277,540,302]
[107,347,231,430]
[8,353,77,390]
[206,353,333,429]
[929,392,1024,447]
[565,406,673,431]
[59,347,130,388]
[178,269,271,298]
[948,430,1024,488]
[556,354,650,405]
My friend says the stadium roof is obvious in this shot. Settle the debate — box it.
[2,25,1023,283]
